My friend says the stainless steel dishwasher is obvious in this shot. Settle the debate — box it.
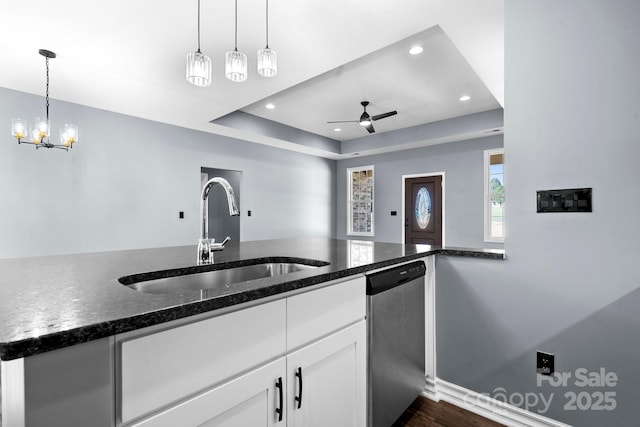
[366,260,426,427]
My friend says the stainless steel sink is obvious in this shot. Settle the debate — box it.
[120,260,328,295]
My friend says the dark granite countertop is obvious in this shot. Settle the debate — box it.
[0,238,503,361]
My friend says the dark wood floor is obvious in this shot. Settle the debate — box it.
[393,396,506,427]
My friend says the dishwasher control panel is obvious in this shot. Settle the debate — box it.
[365,260,426,295]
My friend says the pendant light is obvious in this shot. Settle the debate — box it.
[225,0,248,82]
[11,49,79,150]
[257,0,277,77]
[186,0,212,87]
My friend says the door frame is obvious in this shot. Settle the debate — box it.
[401,172,445,246]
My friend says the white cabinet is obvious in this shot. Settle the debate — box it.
[286,321,366,427]
[117,275,366,427]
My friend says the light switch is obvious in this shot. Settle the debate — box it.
[537,188,592,213]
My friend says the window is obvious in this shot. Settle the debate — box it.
[484,149,505,242]
[347,166,374,236]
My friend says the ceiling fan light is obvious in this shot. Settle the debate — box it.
[257,47,277,77]
[225,49,248,82]
[186,50,212,87]
[359,112,371,126]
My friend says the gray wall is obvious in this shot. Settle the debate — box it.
[0,87,336,259]
[336,135,504,249]
[436,1,640,426]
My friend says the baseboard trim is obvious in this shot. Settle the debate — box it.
[422,378,572,427]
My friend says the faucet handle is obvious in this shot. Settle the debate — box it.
[211,236,231,251]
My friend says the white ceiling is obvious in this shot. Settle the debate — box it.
[240,25,501,141]
[0,0,504,156]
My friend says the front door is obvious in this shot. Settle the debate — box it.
[404,175,442,246]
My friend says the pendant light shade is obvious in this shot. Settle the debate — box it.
[186,0,212,87]
[186,50,212,87]
[257,47,277,77]
[257,0,277,77]
[225,0,247,82]
[225,49,248,82]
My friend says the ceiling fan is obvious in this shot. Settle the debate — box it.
[327,101,397,134]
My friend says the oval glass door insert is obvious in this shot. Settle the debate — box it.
[415,186,432,229]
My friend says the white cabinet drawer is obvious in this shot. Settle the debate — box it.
[119,299,286,425]
[286,276,365,351]
[131,357,286,427]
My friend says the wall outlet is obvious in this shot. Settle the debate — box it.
[537,350,554,376]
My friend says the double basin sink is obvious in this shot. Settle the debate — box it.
[119,257,330,295]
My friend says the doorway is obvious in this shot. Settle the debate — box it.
[403,174,443,246]
[201,168,242,244]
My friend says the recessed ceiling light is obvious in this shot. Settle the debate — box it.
[409,46,423,55]
[265,103,275,109]
[459,95,471,102]
[334,128,341,132]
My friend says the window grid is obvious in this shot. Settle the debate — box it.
[485,150,505,242]
[347,166,374,236]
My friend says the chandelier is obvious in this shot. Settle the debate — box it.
[11,49,78,150]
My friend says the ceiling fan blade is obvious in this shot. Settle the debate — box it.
[326,120,358,124]
[364,123,375,134]
[371,111,397,121]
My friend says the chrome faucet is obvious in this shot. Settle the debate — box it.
[197,177,240,264]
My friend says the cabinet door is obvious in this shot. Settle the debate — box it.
[131,357,287,427]
[286,321,366,427]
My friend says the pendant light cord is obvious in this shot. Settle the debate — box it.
[234,0,238,51]
[197,0,202,52]
[265,0,269,48]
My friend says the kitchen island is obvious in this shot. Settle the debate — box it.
[0,238,503,426]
